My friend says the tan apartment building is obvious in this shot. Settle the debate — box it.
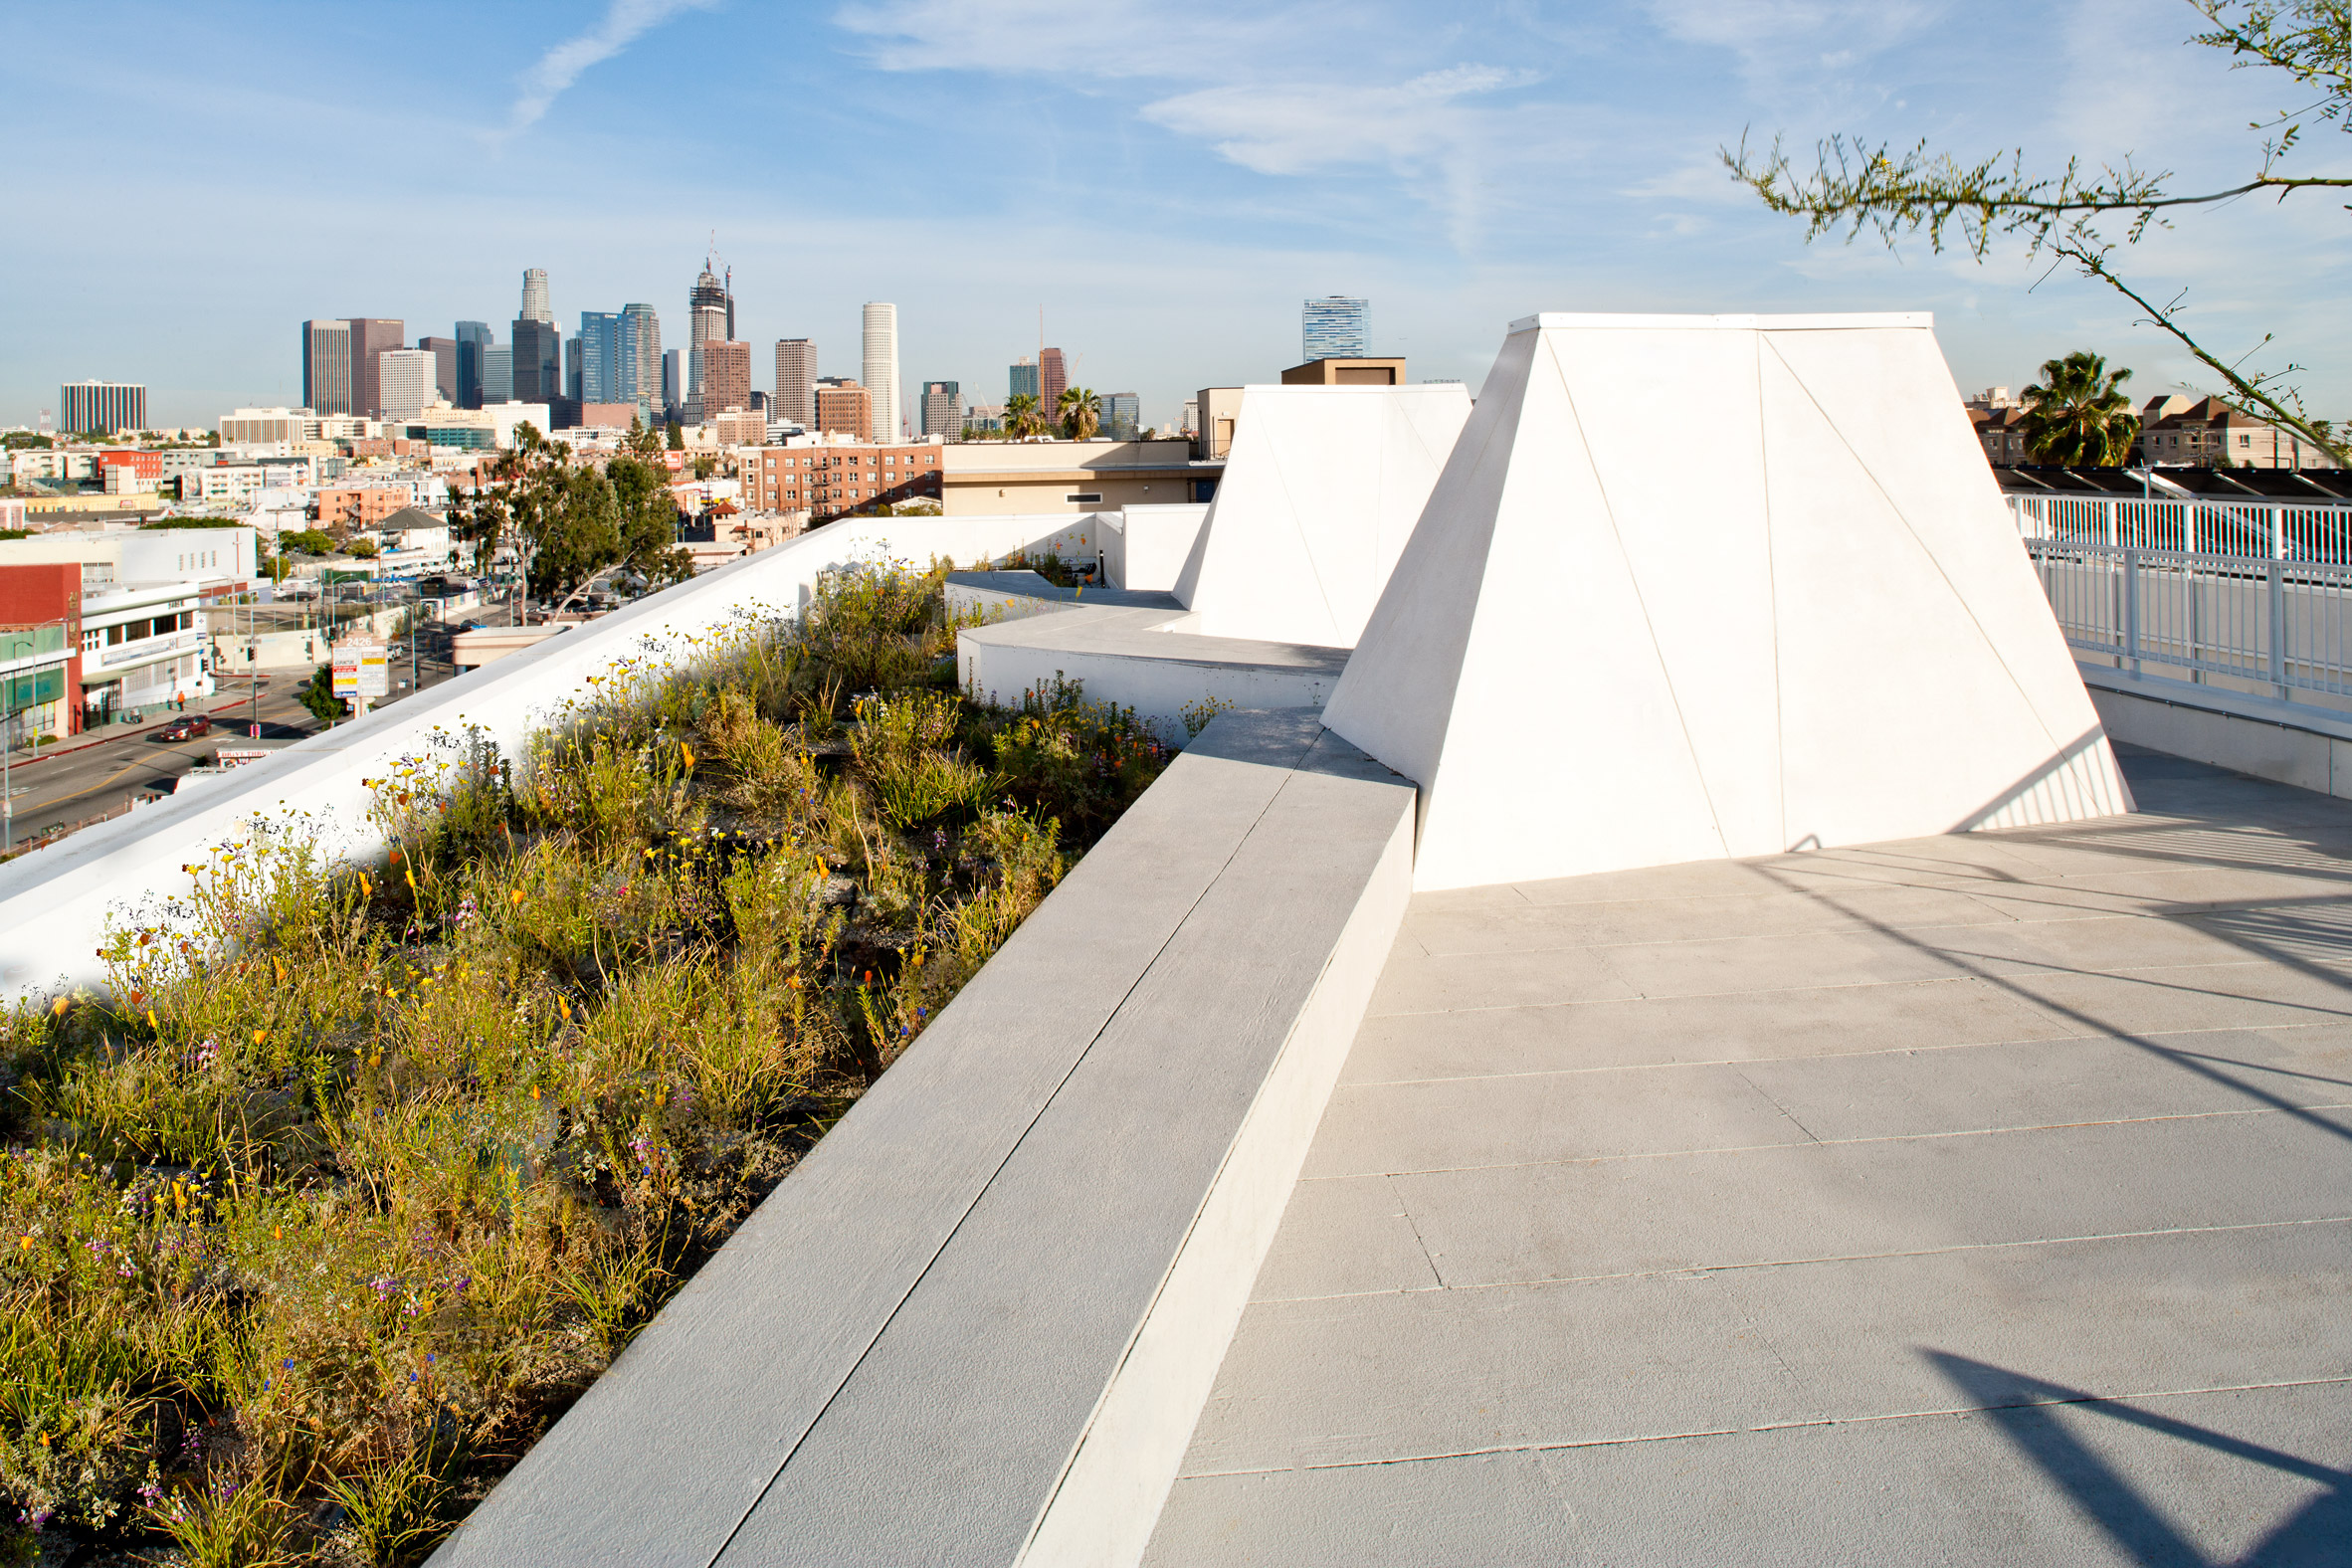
[941,440,1219,515]
[1194,388,1244,460]
[2141,396,2341,470]
[1971,406,2031,467]
[739,442,943,520]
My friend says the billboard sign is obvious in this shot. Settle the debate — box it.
[332,638,389,700]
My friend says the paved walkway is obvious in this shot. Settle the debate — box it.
[1147,746,2352,1565]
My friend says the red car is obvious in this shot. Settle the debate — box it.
[153,714,212,742]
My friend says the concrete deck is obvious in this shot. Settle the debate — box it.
[1147,745,2352,1565]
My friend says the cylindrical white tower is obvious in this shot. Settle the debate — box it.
[520,268,551,324]
[862,302,898,444]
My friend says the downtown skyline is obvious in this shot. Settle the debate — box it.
[3,0,2345,430]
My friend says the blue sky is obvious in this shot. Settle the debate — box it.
[3,0,2343,431]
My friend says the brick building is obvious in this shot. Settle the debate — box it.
[701,340,752,418]
[0,562,82,741]
[738,443,943,520]
[815,382,872,440]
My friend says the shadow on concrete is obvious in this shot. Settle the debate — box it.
[1925,1352,2352,1567]
[1768,749,2352,1148]
[1948,724,2123,833]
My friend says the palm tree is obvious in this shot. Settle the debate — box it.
[1006,392,1043,439]
[2021,352,2140,468]
[1059,386,1102,441]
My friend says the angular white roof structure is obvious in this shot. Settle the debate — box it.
[1322,312,2133,891]
[1174,383,1470,648]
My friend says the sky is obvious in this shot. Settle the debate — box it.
[2,0,2345,432]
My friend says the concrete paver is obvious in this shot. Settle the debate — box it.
[1146,747,2352,1564]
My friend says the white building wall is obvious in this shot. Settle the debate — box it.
[863,302,899,445]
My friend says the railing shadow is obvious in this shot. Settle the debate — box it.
[1924,1352,2351,1566]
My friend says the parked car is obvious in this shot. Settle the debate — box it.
[153,714,212,742]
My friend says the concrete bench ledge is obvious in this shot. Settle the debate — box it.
[953,582,1349,741]
[430,709,1416,1567]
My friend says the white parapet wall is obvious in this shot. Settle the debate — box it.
[1100,503,1208,592]
[1173,383,1470,649]
[0,516,1121,1003]
[1322,312,2134,891]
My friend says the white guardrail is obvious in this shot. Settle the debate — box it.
[2010,494,2352,703]
[0,515,1107,1002]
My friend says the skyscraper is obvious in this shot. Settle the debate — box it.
[862,303,899,444]
[775,339,817,428]
[510,317,561,403]
[482,345,513,404]
[1301,295,1369,359]
[418,336,458,404]
[702,340,751,416]
[577,311,623,405]
[1102,391,1139,441]
[302,320,352,416]
[455,321,492,408]
[619,303,662,420]
[686,256,731,421]
[378,349,436,420]
[1039,347,1068,414]
[59,381,145,436]
[520,269,552,324]
[663,349,685,423]
[347,319,404,417]
[921,380,961,439]
[1009,359,1038,402]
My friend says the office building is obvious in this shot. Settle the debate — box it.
[59,381,147,436]
[1010,359,1039,402]
[302,319,352,416]
[815,380,872,440]
[663,349,685,423]
[775,339,817,428]
[686,257,731,420]
[377,350,436,421]
[863,302,900,444]
[565,337,583,401]
[520,268,551,324]
[1102,391,1140,441]
[347,318,405,417]
[418,336,458,403]
[455,321,492,409]
[481,344,513,405]
[702,340,751,417]
[577,311,623,405]
[921,380,961,439]
[510,317,561,403]
[740,441,943,519]
[620,303,661,420]
[1040,347,1068,412]
[1301,295,1370,359]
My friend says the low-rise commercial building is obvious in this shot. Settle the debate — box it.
[942,439,1219,514]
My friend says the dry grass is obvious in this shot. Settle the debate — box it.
[0,556,1171,1565]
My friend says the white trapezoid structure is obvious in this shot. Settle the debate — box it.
[1175,383,1471,648]
[1321,311,2133,892]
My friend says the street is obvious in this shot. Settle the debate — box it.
[1,619,467,852]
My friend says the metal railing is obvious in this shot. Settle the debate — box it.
[2009,491,2352,563]
[2024,537,2352,702]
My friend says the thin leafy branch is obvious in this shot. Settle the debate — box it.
[1721,0,2350,468]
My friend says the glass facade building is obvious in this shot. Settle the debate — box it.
[578,311,623,406]
[1301,295,1370,360]
[455,321,492,409]
[481,345,513,405]
[1103,391,1140,441]
[619,304,661,420]
[1009,360,1039,402]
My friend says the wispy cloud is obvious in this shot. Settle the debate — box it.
[502,0,718,137]
[1140,65,1539,177]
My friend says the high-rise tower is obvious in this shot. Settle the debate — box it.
[521,269,552,324]
[1301,295,1369,359]
[775,339,816,428]
[863,302,899,444]
[1039,346,1068,413]
[620,303,662,421]
[347,318,405,417]
[686,253,731,421]
[302,320,352,415]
